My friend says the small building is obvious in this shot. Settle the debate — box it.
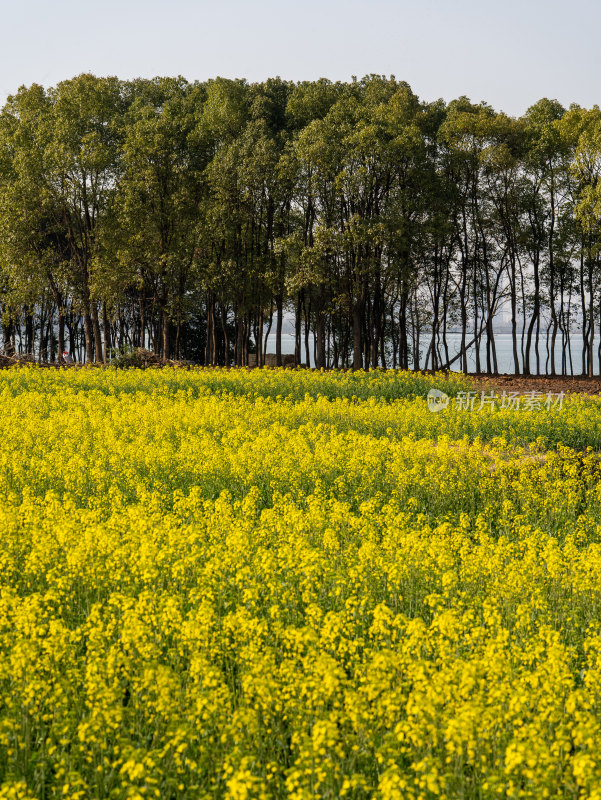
[248,353,296,367]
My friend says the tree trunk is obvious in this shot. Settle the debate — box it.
[162,307,170,362]
[83,303,94,364]
[315,287,326,370]
[102,302,110,364]
[276,292,283,367]
[352,302,363,371]
[91,303,103,364]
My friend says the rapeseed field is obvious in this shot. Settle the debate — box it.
[1,367,601,799]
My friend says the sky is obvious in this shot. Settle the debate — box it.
[0,0,599,116]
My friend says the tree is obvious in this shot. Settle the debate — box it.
[106,77,205,360]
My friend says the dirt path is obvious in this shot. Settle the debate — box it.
[470,373,601,396]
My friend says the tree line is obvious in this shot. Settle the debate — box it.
[0,73,600,373]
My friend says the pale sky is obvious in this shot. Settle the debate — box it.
[1,0,599,116]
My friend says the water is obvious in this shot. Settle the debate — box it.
[262,331,598,374]
[441,333,598,375]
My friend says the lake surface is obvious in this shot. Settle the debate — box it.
[263,331,598,374]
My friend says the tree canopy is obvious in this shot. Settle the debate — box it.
[1,73,601,374]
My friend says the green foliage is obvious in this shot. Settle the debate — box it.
[1,75,601,373]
